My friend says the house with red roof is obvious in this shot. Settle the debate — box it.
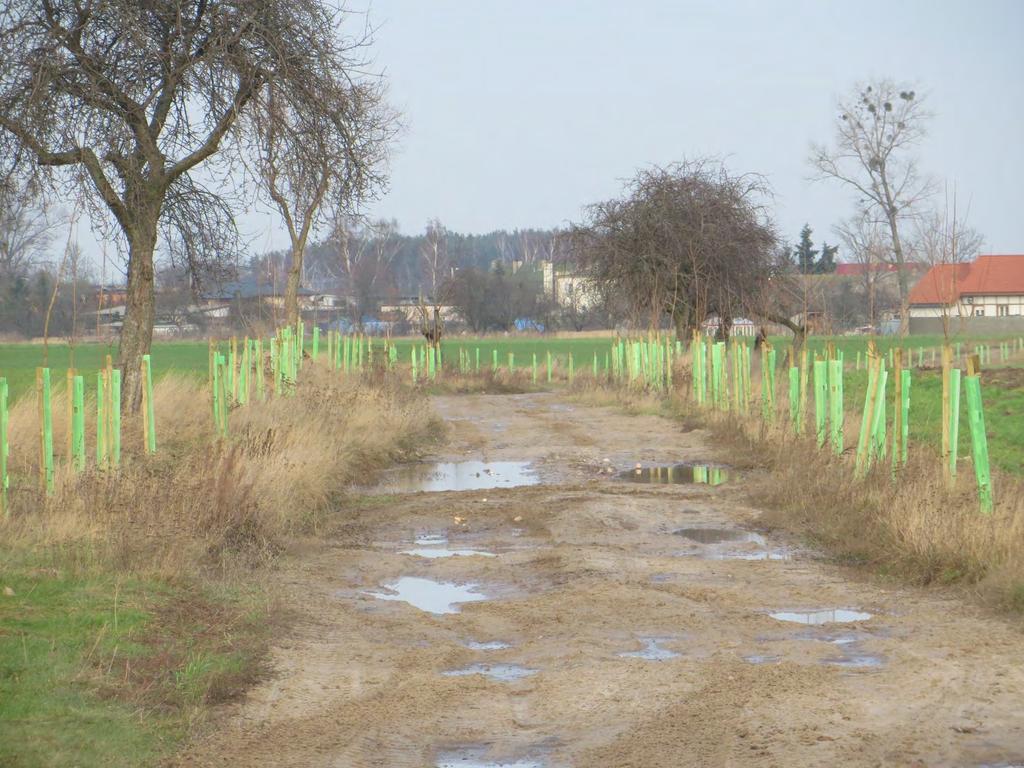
[908,255,1024,333]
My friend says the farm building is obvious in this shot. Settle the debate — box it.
[540,260,600,311]
[908,254,1024,334]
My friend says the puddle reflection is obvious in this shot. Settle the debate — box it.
[770,609,873,625]
[402,547,496,559]
[436,751,545,768]
[375,461,539,493]
[443,663,537,682]
[618,464,729,485]
[675,527,764,545]
[465,640,512,650]
[366,577,489,614]
[617,637,680,661]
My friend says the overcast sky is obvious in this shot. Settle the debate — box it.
[75,0,1024,273]
[356,0,1023,250]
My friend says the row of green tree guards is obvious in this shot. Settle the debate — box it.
[0,355,154,514]
[2,327,1019,516]
[690,334,999,512]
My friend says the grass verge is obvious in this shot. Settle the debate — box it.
[1,366,441,766]
[570,379,1024,614]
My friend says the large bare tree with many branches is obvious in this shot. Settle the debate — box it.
[570,160,778,340]
[248,63,394,326]
[811,79,936,335]
[0,0,383,408]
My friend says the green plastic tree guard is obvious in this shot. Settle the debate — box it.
[964,374,993,512]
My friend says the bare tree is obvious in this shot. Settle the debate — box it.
[836,214,891,330]
[0,0,383,408]
[571,160,777,340]
[811,79,936,335]
[250,67,394,326]
[0,176,59,277]
[420,219,450,299]
[912,187,984,340]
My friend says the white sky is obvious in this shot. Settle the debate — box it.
[72,0,1024,274]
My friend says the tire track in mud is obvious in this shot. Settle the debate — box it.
[176,392,1024,768]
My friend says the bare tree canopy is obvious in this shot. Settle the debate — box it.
[570,159,778,339]
[248,47,395,325]
[0,0,381,407]
[811,79,936,335]
[0,174,58,278]
[420,218,450,300]
[836,213,891,330]
[914,199,984,268]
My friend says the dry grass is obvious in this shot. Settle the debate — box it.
[716,419,1024,611]
[426,367,534,394]
[3,366,442,575]
[575,377,1024,613]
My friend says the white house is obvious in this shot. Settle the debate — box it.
[908,254,1024,332]
[540,260,600,311]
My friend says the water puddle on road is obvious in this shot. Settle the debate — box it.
[823,650,885,668]
[617,464,729,485]
[402,532,497,559]
[443,663,537,682]
[818,633,885,668]
[675,527,765,545]
[416,533,449,546]
[617,637,681,661]
[745,654,781,664]
[402,547,497,559]
[464,640,512,650]
[435,748,546,768]
[711,549,791,561]
[366,577,489,614]
[375,461,539,493]
[770,609,873,625]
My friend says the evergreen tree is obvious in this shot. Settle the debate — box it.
[794,224,819,274]
[816,242,839,274]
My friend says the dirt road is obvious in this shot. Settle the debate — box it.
[178,393,1024,767]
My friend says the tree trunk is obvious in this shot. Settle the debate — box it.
[761,312,805,355]
[672,305,691,341]
[284,243,303,327]
[882,200,910,336]
[118,212,159,413]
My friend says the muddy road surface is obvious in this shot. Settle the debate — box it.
[178,393,1024,767]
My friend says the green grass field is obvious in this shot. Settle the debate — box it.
[0,342,209,402]
[2,333,1022,474]
[0,547,266,768]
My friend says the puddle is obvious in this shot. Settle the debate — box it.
[366,577,489,614]
[822,651,885,668]
[770,609,873,625]
[675,527,765,545]
[416,533,449,546]
[443,663,537,682]
[818,633,884,668]
[617,637,680,661]
[744,654,781,664]
[435,748,546,768]
[617,464,729,485]
[403,531,497,559]
[402,547,497,559]
[375,461,539,493]
[710,549,790,561]
[465,640,512,650]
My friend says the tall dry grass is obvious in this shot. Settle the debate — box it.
[572,359,1024,613]
[3,366,442,575]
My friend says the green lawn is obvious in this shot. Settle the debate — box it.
[838,366,1024,476]
[0,342,209,403]
[0,548,266,768]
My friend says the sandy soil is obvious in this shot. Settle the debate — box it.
[176,392,1024,768]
